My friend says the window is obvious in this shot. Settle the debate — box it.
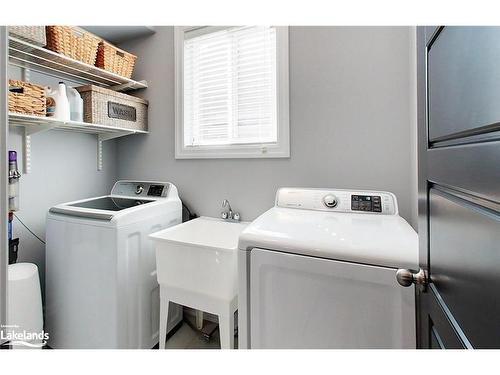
[175,26,289,159]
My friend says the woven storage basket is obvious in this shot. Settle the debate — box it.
[96,41,137,79]
[76,85,148,131]
[9,26,46,46]
[8,80,46,116]
[46,26,100,65]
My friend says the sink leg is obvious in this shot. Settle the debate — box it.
[159,286,170,349]
[219,308,234,349]
[196,310,204,330]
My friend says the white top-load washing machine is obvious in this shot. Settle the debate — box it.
[238,188,418,349]
[45,180,183,349]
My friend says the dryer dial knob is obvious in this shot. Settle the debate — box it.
[323,194,338,208]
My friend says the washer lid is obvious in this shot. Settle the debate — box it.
[67,197,155,211]
[49,195,160,221]
[238,207,418,269]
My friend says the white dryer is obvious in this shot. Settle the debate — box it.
[45,180,183,349]
[238,188,418,349]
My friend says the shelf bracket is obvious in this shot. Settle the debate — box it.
[97,135,104,171]
[20,68,33,174]
[17,121,55,174]
[23,129,32,174]
[96,131,130,171]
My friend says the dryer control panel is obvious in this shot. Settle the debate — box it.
[275,188,398,215]
[111,181,170,199]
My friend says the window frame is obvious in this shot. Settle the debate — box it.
[174,26,290,159]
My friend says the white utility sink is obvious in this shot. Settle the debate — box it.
[150,216,248,349]
[151,216,248,301]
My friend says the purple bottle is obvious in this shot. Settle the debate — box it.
[8,151,19,174]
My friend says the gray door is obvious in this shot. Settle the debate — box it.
[417,26,500,349]
[0,26,8,346]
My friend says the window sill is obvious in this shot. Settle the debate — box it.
[175,144,290,159]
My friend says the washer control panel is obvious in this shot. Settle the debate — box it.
[111,181,170,198]
[351,194,382,212]
[276,188,398,215]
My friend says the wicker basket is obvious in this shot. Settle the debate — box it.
[76,85,148,131]
[96,41,137,79]
[8,80,46,116]
[46,26,100,65]
[9,26,46,46]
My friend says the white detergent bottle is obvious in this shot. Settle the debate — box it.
[66,86,84,122]
[50,82,70,122]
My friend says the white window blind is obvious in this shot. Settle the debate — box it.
[183,26,278,147]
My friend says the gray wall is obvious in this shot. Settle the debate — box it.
[6,26,418,295]
[118,26,418,227]
[8,69,118,292]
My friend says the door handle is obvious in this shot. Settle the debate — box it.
[396,268,427,288]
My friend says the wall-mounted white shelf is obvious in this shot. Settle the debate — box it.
[9,113,148,173]
[8,37,148,92]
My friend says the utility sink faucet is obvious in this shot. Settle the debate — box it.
[221,199,240,221]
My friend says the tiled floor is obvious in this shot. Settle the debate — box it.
[164,320,238,349]
[165,323,221,349]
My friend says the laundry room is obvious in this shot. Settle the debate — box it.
[1,1,499,373]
